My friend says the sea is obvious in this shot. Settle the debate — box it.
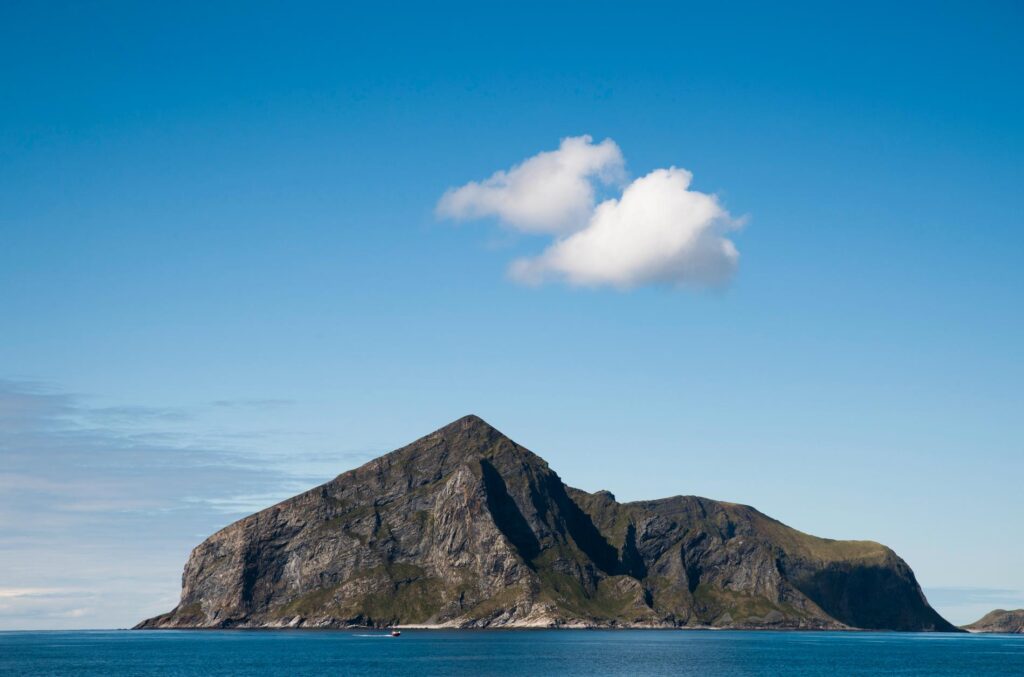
[2,629,1022,676]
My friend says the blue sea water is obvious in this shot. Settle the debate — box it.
[1,629,1022,676]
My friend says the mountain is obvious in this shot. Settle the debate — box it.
[963,609,1024,633]
[137,415,957,631]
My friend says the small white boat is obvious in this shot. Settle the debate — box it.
[390,630,401,637]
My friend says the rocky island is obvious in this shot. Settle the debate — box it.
[963,609,1024,633]
[137,415,957,631]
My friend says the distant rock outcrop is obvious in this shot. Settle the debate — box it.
[137,416,957,631]
[963,609,1024,633]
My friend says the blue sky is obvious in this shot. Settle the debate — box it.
[1,1,1021,628]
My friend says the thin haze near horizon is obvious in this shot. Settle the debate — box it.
[1,2,1022,629]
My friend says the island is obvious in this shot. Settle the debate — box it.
[963,609,1024,633]
[137,415,957,631]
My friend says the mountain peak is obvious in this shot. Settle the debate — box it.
[441,413,497,433]
[425,414,519,457]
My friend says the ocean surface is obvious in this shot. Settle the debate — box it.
[2,629,1022,676]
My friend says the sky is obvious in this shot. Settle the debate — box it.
[1,1,1022,629]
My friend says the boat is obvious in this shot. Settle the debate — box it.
[390,630,401,637]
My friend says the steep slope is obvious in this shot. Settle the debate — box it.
[963,609,1024,633]
[137,415,957,631]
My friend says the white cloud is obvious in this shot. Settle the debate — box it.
[436,135,624,233]
[437,137,742,289]
[511,168,740,288]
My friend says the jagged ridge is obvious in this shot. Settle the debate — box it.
[137,415,957,631]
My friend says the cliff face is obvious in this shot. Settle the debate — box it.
[137,416,957,631]
[963,609,1024,633]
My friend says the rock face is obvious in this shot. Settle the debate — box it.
[137,416,957,631]
[963,609,1024,633]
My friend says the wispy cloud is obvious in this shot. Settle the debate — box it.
[924,587,1024,626]
[925,586,1024,607]
[438,135,742,289]
[0,587,98,625]
[209,398,295,409]
[0,587,75,599]
[0,379,375,630]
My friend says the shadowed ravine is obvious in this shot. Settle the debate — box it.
[137,416,957,632]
